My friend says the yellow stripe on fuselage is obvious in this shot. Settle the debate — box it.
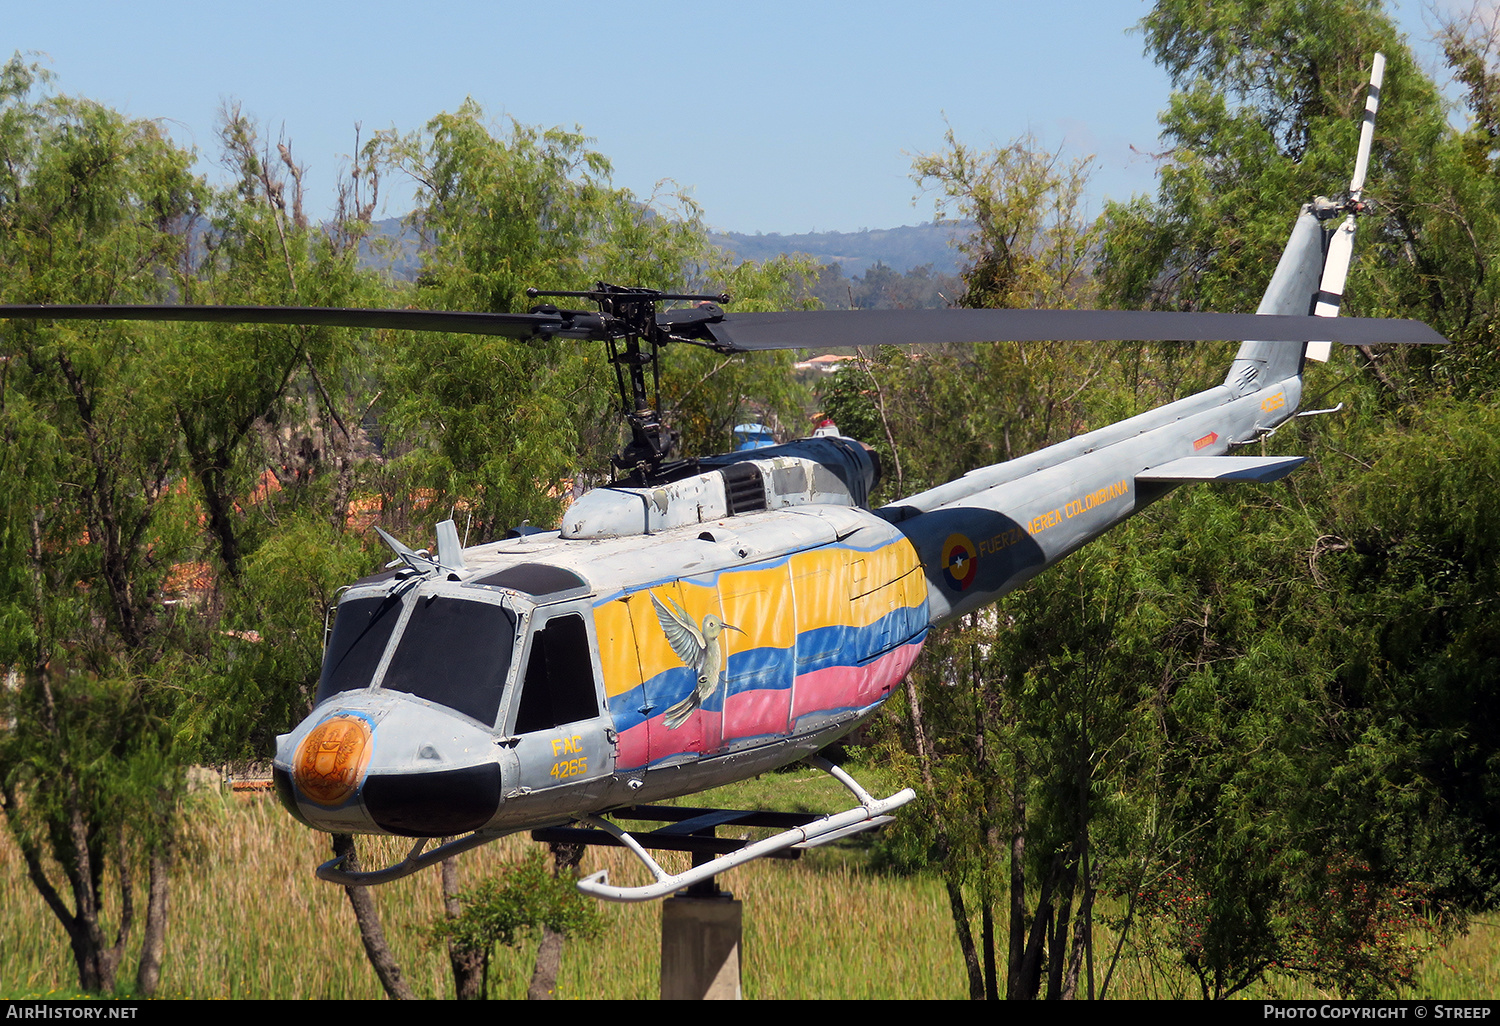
[593,539,923,700]
[593,599,644,701]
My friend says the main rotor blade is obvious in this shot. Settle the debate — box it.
[0,302,1447,350]
[0,303,601,339]
[692,308,1446,352]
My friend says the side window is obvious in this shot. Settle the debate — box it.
[513,614,600,734]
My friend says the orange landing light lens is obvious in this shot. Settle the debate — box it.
[294,716,373,807]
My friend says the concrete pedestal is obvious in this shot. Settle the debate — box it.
[660,894,743,1000]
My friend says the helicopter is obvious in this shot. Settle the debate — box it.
[0,55,1441,901]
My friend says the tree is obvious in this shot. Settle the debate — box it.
[1106,478,1453,1000]
[431,849,603,1000]
[376,104,819,535]
[187,110,424,1001]
[0,56,203,994]
[175,108,389,760]
[853,7,1500,993]
[913,129,1101,310]
[1100,0,1469,381]
[1081,0,1500,995]
[842,130,1162,1001]
[1325,401,1500,910]
[373,107,701,538]
[0,60,395,995]
[1427,7,1500,399]
[665,252,821,457]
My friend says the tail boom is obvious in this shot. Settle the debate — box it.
[881,374,1304,627]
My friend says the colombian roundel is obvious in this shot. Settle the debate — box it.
[941,533,978,591]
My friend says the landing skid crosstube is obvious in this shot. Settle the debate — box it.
[549,757,915,902]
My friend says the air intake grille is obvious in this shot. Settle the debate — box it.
[721,463,767,515]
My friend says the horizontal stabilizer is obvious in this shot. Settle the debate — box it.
[1137,455,1308,483]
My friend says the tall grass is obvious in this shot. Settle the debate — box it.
[0,784,965,999]
[1,776,1496,999]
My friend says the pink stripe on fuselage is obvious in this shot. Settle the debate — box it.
[791,641,924,719]
[615,710,721,771]
[612,640,925,770]
[723,685,791,737]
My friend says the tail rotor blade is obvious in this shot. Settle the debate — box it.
[1349,52,1385,200]
[1309,53,1384,364]
[1308,215,1358,362]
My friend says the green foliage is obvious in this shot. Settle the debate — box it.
[1137,852,1441,999]
[432,850,604,999]
[912,128,1100,310]
[1139,0,1403,158]
[0,54,205,994]
[377,103,746,535]
[389,104,705,311]
[1108,1,1444,308]
[661,253,820,456]
[0,58,391,994]
[1445,11,1500,174]
[845,127,1129,498]
[868,21,1500,994]
[1107,474,1469,996]
[1081,9,1500,989]
[190,511,375,760]
[380,108,644,534]
[1323,402,1500,907]
[1086,12,1500,998]
[856,129,1177,999]
[1101,0,1500,402]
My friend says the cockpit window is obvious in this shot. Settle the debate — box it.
[317,594,404,705]
[381,597,516,726]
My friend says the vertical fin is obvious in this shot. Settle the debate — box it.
[1223,207,1327,396]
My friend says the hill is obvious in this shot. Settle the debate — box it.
[357,216,971,283]
[709,222,968,277]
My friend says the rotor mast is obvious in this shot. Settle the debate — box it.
[526,283,729,485]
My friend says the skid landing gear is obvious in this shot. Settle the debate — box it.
[531,756,913,999]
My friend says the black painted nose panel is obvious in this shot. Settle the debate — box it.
[361,764,502,836]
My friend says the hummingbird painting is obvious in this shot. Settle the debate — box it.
[651,592,744,730]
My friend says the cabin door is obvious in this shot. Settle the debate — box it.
[504,608,615,817]
[620,581,725,768]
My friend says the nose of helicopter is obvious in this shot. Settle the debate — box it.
[273,692,503,837]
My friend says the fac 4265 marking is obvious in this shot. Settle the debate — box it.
[550,734,587,781]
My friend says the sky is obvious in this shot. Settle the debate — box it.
[7,1,1464,236]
